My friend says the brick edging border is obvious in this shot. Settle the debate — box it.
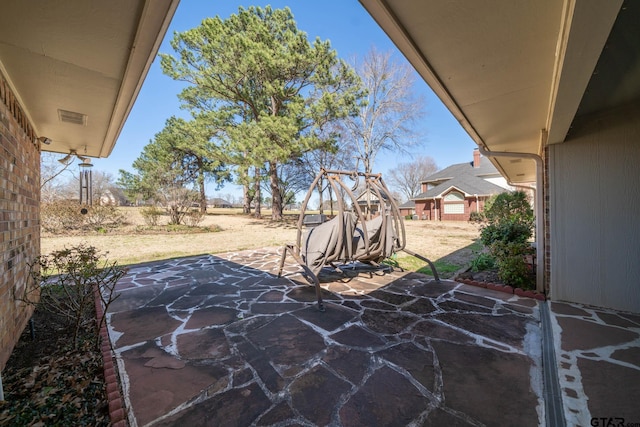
[93,286,127,426]
[456,278,546,301]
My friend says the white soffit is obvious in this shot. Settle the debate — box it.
[0,0,179,158]
[358,0,621,183]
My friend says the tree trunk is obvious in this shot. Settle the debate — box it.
[317,178,324,214]
[242,183,252,214]
[269,161,283,220]
[197,159,207,213]
[253,171,262,218]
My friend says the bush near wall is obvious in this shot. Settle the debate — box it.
[41,201,124,234]
[479,191,535,289]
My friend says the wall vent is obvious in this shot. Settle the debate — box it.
[58,109,87,126]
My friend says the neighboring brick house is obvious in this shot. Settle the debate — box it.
[355,188,399,217]
[398,200,416,218]
[209,198,233,208]
[412,150,511,221]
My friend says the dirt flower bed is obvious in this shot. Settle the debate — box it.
[0,307,109,426]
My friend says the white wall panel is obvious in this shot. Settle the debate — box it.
[550,102,640,313]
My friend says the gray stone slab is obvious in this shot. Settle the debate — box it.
[120,341,229,426]
[437,299,493,313]
[368,289,417,306]
[154,383,271,427]
[339,366,429,426]
[249,302,305,314]
[256,401,297,426]
[290,365,351,425]
[409,281,458,297]
[578,358,640,421]
[234,336,285,394]
[247,314,326,366]
[421,407,477,426]
[109,284,165,312]
[295,304,358,332]
[557,317,639,351]
[411,320,475,345]
[110,306,182,347]
[431,341,539,427]
[330,325,387,349]
[403,298,438,315]
[185,306,238,329]
[611,346,640,366]
[377,342,436,392]
[435,312,530,349]
[453,291,498,309]
[322,346,371,385]
[361,309,418,335]
[177,328,231,360]
[551,302,591,316]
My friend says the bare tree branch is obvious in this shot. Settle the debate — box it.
[343,47,426,173]
[387,156,439,201]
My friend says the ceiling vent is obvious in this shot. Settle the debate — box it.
[58,109,87,126]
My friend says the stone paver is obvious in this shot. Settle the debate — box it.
[104,248,640,426]
[550,302,640,426]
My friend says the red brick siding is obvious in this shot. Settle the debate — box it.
[398,207,414,217]
[0,70,40,371]
[414,197,485,221]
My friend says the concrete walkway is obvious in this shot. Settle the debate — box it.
[105,248,640,426]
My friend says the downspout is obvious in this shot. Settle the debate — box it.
[478,146,544,294]
[0,370,4,401]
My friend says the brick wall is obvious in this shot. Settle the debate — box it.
[0,70,41,371]
[415,197,486,221]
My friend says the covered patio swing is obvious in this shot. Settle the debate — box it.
[278,169,440,311]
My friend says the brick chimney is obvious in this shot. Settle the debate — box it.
[473,148,481,168]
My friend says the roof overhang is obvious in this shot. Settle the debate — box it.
[359,0,637,184]
[0,0,180,158]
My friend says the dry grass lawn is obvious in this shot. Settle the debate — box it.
[41,207,482,277]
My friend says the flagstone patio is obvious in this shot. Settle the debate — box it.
[104,248,640,426]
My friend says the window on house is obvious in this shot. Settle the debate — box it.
[443,191,465,214]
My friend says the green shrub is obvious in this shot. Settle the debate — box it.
[480,191,534,246]
[469,211,484,222]
[471,252,496,272]
[491,241,535,289]
[479,191,535,288]
[23,244,126,348]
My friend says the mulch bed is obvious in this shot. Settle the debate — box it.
[0,307,110,426]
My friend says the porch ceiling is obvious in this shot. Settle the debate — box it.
[0,0,179,158]
[359,0,640,184]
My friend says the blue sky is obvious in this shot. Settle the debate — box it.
[98,0,476,198]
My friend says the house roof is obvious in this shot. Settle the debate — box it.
[0,1,180,159]
[413,160,506,200]
[358,0,640,184]
[398,200,415,209]
[355,188,391,204]
[423,158,500,183]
